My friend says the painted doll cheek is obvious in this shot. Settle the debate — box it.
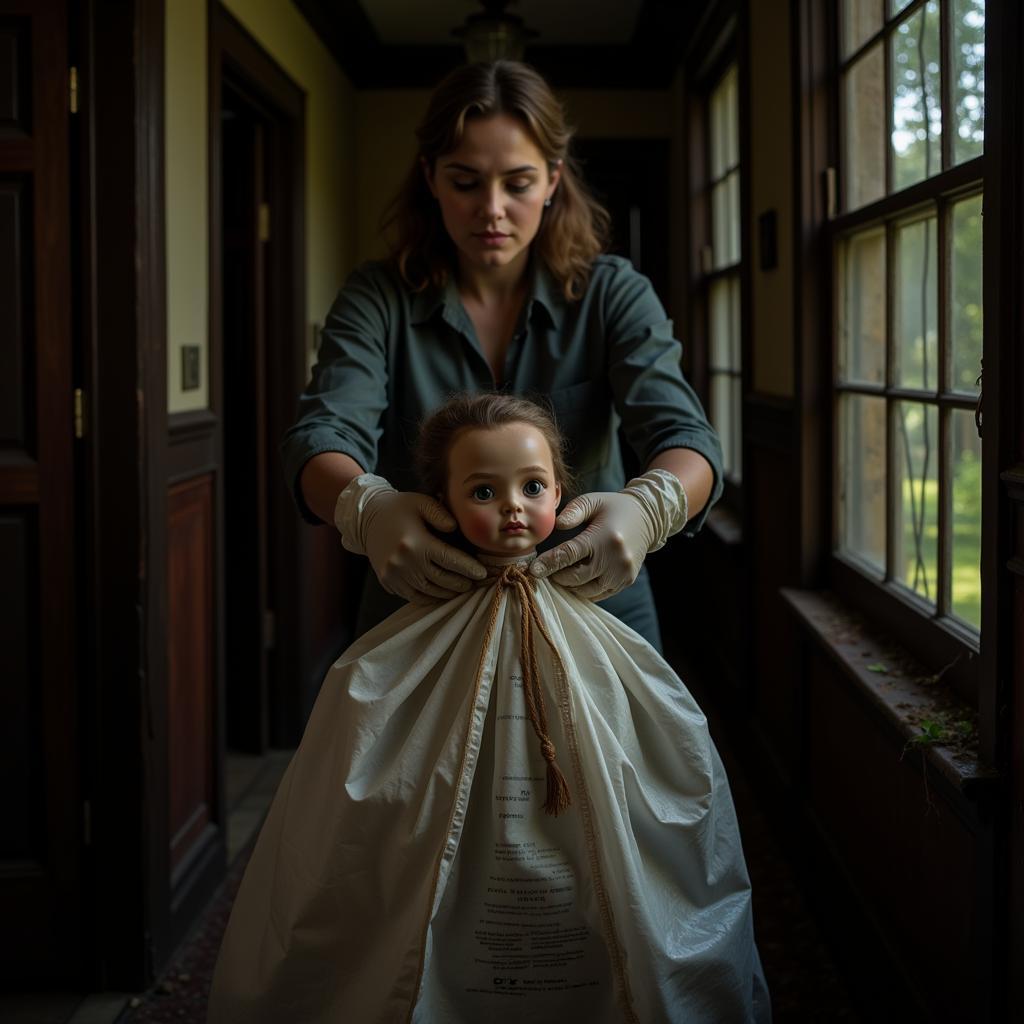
[463,511,496,545]
[534,507,557,541]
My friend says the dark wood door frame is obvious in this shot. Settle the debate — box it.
[207,4,308,759]
[79,0,169,988]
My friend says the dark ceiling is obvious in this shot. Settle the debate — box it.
[292,0,706,89]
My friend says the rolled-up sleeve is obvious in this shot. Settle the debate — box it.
[603,262,724,537]
[279,265,391,524]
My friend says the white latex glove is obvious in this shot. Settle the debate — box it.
[334,473,487,604]
[529,468,689,601]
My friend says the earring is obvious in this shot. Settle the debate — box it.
[544,198,552,208]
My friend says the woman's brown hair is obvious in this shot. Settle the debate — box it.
[382,60,610,301]
[416,392,574,502]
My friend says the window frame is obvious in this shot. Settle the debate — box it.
[821,0,988,702]
[685,11,748,514]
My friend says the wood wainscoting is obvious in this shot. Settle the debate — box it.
[167,474,216,880]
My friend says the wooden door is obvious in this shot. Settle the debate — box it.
[0,0,79,983]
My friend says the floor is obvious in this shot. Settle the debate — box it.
[0,752,292,1024]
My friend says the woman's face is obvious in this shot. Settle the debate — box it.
[444,423,561,556]
[424,113,561,279]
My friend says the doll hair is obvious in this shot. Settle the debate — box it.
[381,60,610,302]
[416,392,574,501]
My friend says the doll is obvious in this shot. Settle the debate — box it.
[208,394,771,1024]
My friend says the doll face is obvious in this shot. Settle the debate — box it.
[423,113,560,280]
[445,423,561,556]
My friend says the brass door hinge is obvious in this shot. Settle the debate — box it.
[73,388,85,439]
[258,202,271,242]
[69,66,79,114]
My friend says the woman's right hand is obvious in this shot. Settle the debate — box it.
[334,474,487,603]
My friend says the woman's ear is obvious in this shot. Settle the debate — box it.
[546,159,563,205]
[421,157,437,199]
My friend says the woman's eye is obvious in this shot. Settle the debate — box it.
[472,485,494,501]
[452,180,477,191]
[507,180,532,194]
[523,480,545,497]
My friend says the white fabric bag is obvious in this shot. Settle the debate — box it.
[208,555,771,1023]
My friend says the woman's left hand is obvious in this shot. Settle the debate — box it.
[529,469,689,601]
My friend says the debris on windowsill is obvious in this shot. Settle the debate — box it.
[780,587,997,798]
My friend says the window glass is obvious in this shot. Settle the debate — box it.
[891,3,942,192]
[844,44,886,210]
[843,0,883,57]
[838,228,886,385]
[953,0,985,165]
[950,408,982,628]
[839,394,887,572]
[950,193,983,394]
[894,214,938,392]
[893,401,939,602]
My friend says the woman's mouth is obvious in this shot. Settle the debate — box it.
[476,232,509,246]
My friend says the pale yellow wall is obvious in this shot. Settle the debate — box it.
[749,0,795,397]
[165,0,355,413]
[354,90,431,263]
[222,0,355,342]
[166,0,209,413]
[353,87,671,264]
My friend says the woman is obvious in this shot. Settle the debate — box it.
[281,59,723,651]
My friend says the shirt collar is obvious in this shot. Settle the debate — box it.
[409,258,566,330]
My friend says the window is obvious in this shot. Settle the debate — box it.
[834,0,984,634]
[699,63,743,483]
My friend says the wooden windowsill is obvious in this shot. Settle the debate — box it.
[781,587,999,801]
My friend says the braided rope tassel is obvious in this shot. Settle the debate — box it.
[502,566,572,816]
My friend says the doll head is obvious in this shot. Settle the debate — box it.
[416,393,572,556]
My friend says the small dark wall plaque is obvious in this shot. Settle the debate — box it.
[758,209,778,271]
[181,344,201,391]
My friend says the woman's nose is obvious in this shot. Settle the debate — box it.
[480,183,505,220]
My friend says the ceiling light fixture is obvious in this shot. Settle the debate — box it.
[453,0,539,63]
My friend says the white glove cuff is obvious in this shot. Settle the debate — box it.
[333,473,394,554]
[622,468,689,552]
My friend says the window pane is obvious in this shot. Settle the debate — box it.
[951,408,981,629]
[731,375,743,481]
[843,0,883,57]
[730,275,741,371]
[712,180,728,269]
[895,215,938,391]
[894,401,939,603]
[889,0,914,16]
[844,44,886,210]
[727,170,741,265]
[838,227,886,385]
[892,3,942,191]
[711,78,727,180]
[711,372,734,477]
[709,278,731,370]
[951,193,983,394]
[839,393,887,571]
[953,0,985,164]
[710,64,738,180]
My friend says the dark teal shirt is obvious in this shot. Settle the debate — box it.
[281,254,724,537]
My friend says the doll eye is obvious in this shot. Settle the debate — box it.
[472,485,494,501]
[523,479,545,497]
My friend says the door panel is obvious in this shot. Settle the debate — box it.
[0,0,78,984]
